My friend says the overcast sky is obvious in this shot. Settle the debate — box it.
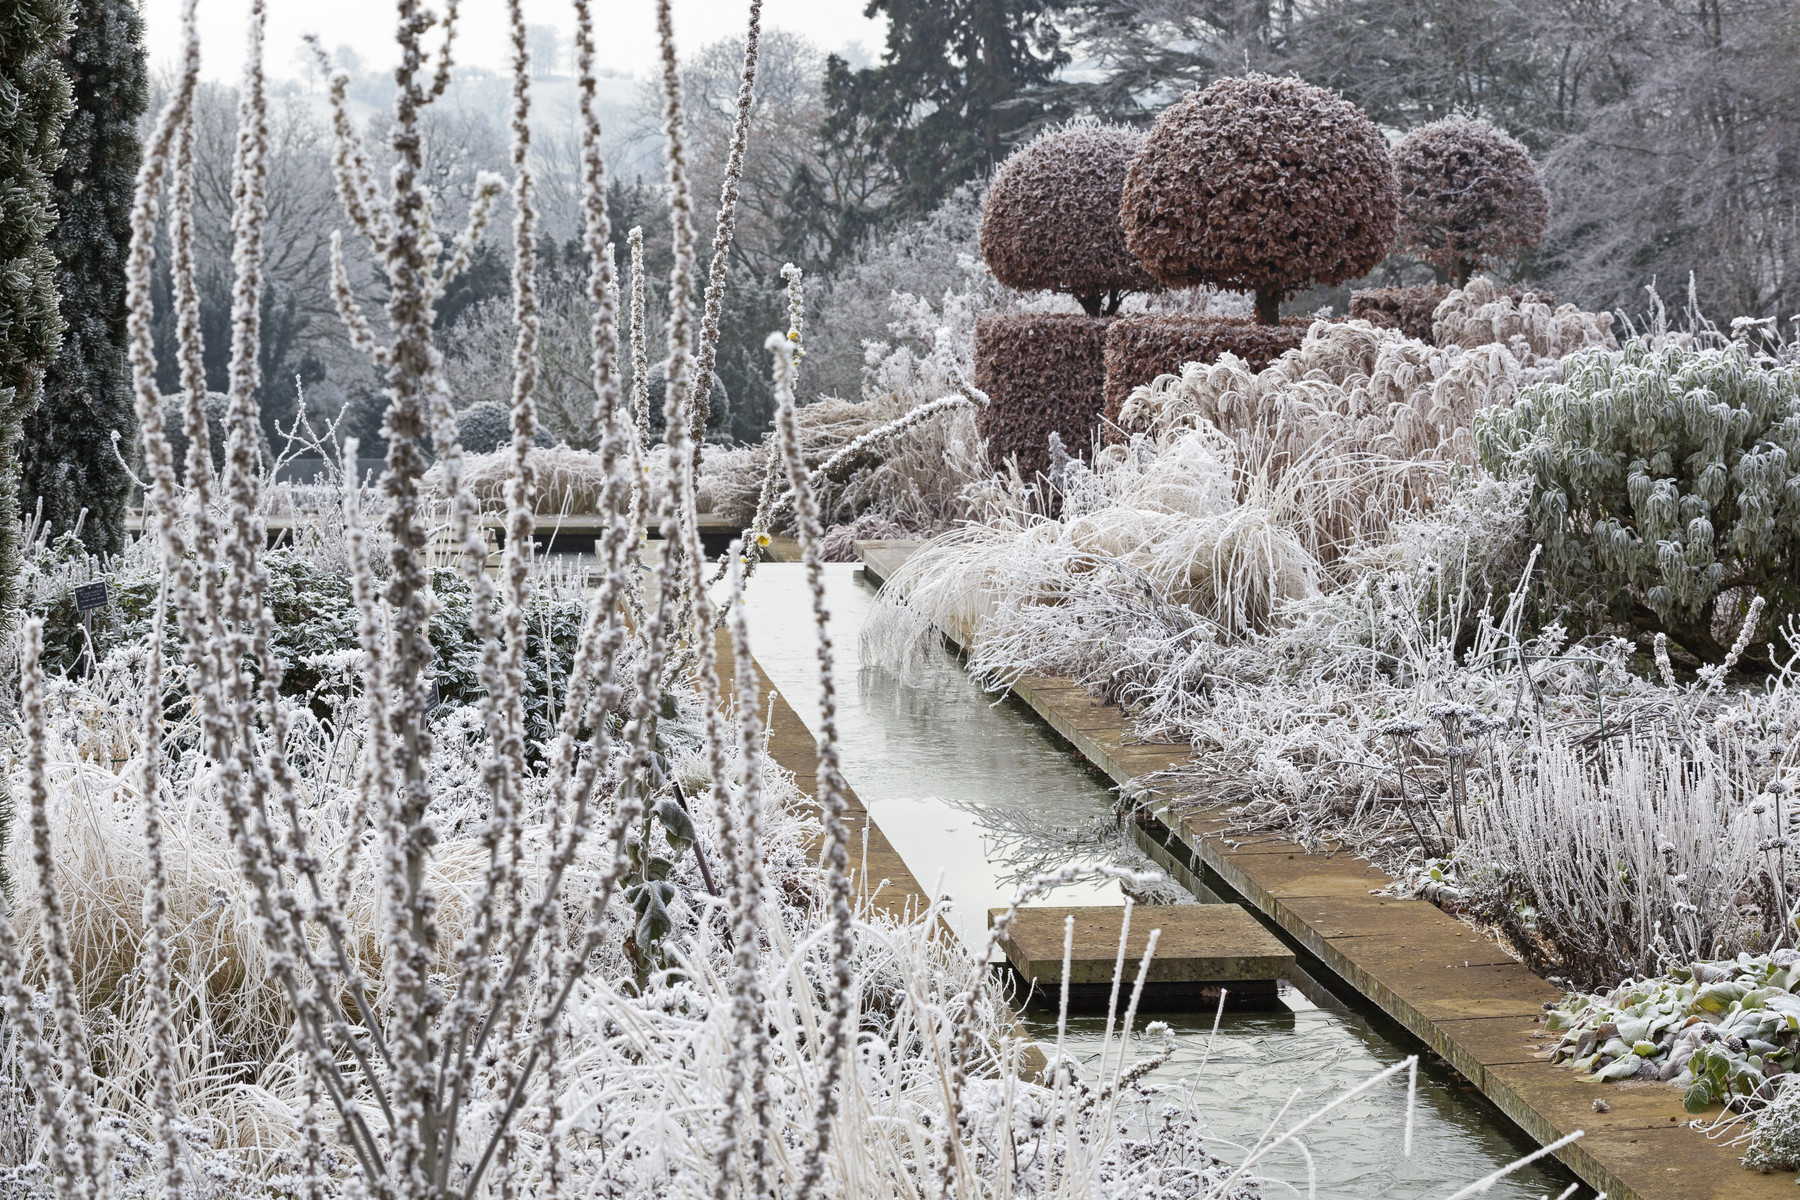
[140,0,888,83]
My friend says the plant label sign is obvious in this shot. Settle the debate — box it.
[74,581,110,613]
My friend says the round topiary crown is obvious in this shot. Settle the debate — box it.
[980,119,1158,316]
[1394,116,1548,287]
[1120,74,1397,324]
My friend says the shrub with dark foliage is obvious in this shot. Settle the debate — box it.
[1102,314,1311,438]
[979,120,1157,316]
[1350,286,1451,343]
[157,392,274,484]
[457,400,555,454]
[22,0,146,559]
[1394,117,1548,288]
[1120,74,1396,326]
[0,0,73,607]
[975,313,1110,478]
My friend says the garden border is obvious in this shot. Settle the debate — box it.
[854,538,1787,1200]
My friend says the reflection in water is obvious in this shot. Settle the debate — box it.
[739,563,1576,1198]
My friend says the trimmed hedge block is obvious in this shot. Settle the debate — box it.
[1349,286,1451,342]
[1101,315,1310,439]
[1351,284,1557,344]
[974,313,1111,479]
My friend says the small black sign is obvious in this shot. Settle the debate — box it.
[424,682,442,713]
[73,581,110,613]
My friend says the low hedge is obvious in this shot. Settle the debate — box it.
[974,312,1111,479]
[1349,286,1451,342]
[1101,315,1310,440]
[1350,284,1558,344]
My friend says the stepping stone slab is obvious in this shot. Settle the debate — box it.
[991,904,1294,1012]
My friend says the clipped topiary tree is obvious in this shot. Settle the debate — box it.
[1477,340,1800,665]
[979,119,1156,317]
[457,399,556,455]
[0,0,73,606]
[1120,74,1397,327]
[1394,116,1548,289]
[976,120,1161,477]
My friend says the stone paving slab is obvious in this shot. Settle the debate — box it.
[991,904,1293,986]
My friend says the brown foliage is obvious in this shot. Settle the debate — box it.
[1352,283,1559,344]
[1394,117,1548,287]
[974,313,1111,478]
[980,121,1157,316]
[1350,286,1450,342]
[1119,74,1396,322]
[1101,314,1310,440]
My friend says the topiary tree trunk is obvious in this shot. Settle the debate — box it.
[0,0,73,606]
[22,0,146,559]
[1254,287,1281,325]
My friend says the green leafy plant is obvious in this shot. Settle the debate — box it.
[1477,339,1800,663]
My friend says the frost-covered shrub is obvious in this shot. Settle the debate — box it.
[1469,730,1766,987]
[1433,277,1614,365]
[1394,116,1549,289]
[979,119,1156,317]
[1477,338,1800,661]
[1120,74,1397,325]
[455,398,554,453]
[156,392,273,483]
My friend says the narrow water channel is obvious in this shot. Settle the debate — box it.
[740,563,1578,1199]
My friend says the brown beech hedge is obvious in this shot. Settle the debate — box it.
[974,313,1111,478]
[1350,283,1558,344]
[1348,286,1451,343]
[1101,314,1311,439]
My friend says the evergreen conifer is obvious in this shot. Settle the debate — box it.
[23,0,147,558]
[0,0,74,604]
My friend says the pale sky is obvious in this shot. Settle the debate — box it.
[140,0,887,83]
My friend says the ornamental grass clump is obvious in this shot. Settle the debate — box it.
[1393,117,1549,290]
[1434,277,1615,366]
[1476,337,1800,663]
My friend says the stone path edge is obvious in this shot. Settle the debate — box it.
[853,540,1785,1200]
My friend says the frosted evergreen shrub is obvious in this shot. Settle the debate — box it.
[1477,339,1800,662]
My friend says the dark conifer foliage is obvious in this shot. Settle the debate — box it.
[0,0,73,604]
[23,0,147,557]
[815,0,1068,235]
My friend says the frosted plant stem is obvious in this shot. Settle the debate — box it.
[766,329,855,1200]
[688,0,763,444]
[140,568,187,1200]
[20,621,103,1198]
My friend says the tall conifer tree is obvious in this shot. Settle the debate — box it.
[0,0,73,605]
[809,0,1067,242]
[23,0,147,557]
